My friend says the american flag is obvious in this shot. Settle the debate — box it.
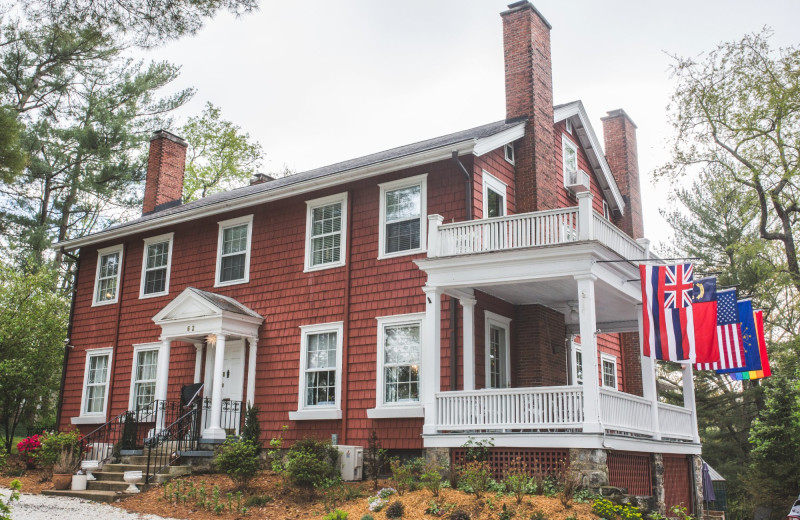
[695,288,744,371]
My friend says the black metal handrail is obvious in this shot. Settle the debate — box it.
[202,398,243,433]
[144,404,200,484]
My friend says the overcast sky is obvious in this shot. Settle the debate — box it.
[144,1,800,246]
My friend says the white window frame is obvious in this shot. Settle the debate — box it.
[214,214,253,287]
[571,340,583,385]
[601,353,618,390]
[304,193,348,272]
[482,171,507,219]
[562,135,579,189]
[128,343,161,411]
[378,174,428,260]
[602,200,610,220]
[566,118,574,135]
[484,311,512,389]
[367,313,425,419]
[139,233,174,299]
[72,347,113,424]
[289,322,343,421]
[504,142,515,164]
[92,244,124,307]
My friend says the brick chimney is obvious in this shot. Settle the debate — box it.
[601,109,643,239]
[501,1,556,213]
[143,130,188,215]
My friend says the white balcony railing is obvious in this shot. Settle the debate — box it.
[592,212,646,261]
[657,403,695,440]
[599,389,653,435]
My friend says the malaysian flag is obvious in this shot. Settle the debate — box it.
[695,288,744,371]
[692,277,720,365]
[640,263,696,362]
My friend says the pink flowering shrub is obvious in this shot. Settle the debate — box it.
[17,434,42,468]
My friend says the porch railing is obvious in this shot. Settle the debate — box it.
[598,389,653,435]
[202,398,243,434]
[144,403,201,484]
[436,386,584,431]
[592,212,646,260]
[657,403,695,440]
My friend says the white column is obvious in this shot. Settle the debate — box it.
[246,336,258,406]
[460,297,476,391]
[682,363,700,443]
[203,335,227,440]
[577,192,594,241]
[638,303,661,439]
[193,344,203,384]
[422,286,442,435]
[427,214,444,258]
[155,338,172,430]
[575,275,601,433]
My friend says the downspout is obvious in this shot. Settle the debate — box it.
[340,190,354,445]
[106,242,128,422]
[450,151,473,391]
[56,247,80,429]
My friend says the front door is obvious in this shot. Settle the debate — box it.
[203,340,245,435]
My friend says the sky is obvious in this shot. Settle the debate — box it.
[143,0,800,247]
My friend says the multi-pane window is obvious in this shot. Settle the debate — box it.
[485,311,511,389]
[575,348,583,384]
[382,322,421,404]
[305,194,347,271]
[601,354,618,389]
[94,246,123,305]
[562,135,578,186]
[483,172,507,219]
[379,175,427,258]
[216,215,252,286]
[132,348,158,410]
[304,332,338,406]
[83,351,111,415]
[141,234,173,297]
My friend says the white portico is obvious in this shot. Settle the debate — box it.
[152,287,263,441]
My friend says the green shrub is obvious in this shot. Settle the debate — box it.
[322,509,348,520]
[215,437,260,489]
[459,461,492,499]
[244,494,273,506]
[268,424,289,473]
[0,479,21,520]
[449,510,471,520]
[284,437,339,496]
[360,515,374,520]
[498,503,514,520]
[420,460,444,497]
[35,429,81,470]
[365,430,386,491]
[503,458,531,504]
[461,437,493,462]
[385,500,404,519]
[389,458,414,496]
[529,510,547,520]
[240,404,262,453]
[591,498,643,520]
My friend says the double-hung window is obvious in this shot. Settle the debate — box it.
[562,135,578,188]
[73,348,113,424]
[305,193,347,271]
[290,322,343,421]
[371,313,425,416]
[130,344,159,411]
[378,174,427,259]
[140,233,173,298]
[482,172,507,219]
[572,341,583,385]
[93,245,123,306]
[484,311,511,389]
[601,353,618,390]
[215,215,253,286]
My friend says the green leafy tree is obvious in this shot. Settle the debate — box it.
[181,102,264,202]
[0,266,69,454]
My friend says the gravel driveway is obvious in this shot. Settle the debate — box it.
[1,489,182,520]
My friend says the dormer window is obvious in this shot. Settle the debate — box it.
[504,143,515,165]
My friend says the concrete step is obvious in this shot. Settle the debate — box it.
[101,463,148,473]
[42,489,121,503]
[94,471,126,482]
[87,480,138,492]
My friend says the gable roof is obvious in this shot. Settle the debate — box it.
[553,101,625,214]
[58,118,527,251]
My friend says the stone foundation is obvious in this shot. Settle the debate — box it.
[569,448,609,491]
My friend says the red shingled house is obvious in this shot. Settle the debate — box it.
[55,2,702,511]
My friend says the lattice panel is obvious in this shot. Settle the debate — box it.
[607,451,652,496]
[451,448,569,480]
[663,454,693,513]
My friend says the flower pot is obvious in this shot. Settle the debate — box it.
[52,473,72,490]
[71,474,87,491]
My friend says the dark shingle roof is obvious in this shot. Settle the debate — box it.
[187,287,262,319]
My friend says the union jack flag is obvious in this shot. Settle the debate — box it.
[664,263,694,309]
[640,263,696,362]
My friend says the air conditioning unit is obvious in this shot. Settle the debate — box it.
[566,169,590,194]
[336,445,364,481]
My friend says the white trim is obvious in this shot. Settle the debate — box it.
[74,347,113,423]
[139,233,174,299]
[304,192,348,272]
[128,342,161,410]
[375,312,425,410]
[92,245,124,307]
[473,124,526,157]
[70,416,107,425]
[600,352,618,390]
[482,171,507,219]
[378,174,428,260]
[214,214,253,287]
[504,143,515,165]
[602,200,610,220]
[366,406,424,419]
[566,118,573,135]
[562,134,579,190]
[484,311,511,389]
[292,321,344,419]
[571,340,583,385]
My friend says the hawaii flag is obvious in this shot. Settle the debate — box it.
[640,263,696,362]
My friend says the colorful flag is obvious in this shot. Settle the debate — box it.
[640,263,695,362]
[692,277,719,364]
[730,309,772,380]
[717,299,761,375]
[695,288,745,371]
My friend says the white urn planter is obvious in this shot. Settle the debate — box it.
[123,470,143,493]
[81,460,99,481]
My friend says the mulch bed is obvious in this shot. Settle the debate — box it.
[1,456,50,495]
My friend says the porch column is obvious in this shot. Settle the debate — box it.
[246,336,258,406]
[193,343,203,384]
[155,337,172,430]
[460,297,477,391]
[577,192,594,240]
[575,275,601,433]
[422,286,442,435]
[682,363,700,443]
[203,334,227,440]
[637,303,660,439]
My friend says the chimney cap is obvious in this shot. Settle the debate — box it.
[150,129,189,147]
[601,109,638,129]
[250,173,276,185]
[501,1,552,30]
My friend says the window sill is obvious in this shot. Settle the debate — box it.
[91,299,118,307]
[214,278,249,288]
[71,416,106,425]
[366,406,424,419]
[303,261,346,273]
[289,409,342,421]
[139,291,169,300]
[377,248,426,261]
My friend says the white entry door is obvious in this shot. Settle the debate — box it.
[203,340,245,435]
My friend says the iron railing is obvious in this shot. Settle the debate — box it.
[202,398,243,434]
[144,404,200,484]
